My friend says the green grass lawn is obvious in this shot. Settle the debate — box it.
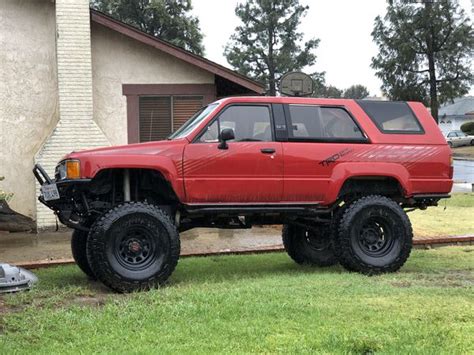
[410,193,474,237]
[1,246,473,353]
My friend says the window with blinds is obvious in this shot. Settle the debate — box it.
[139,96,203,142]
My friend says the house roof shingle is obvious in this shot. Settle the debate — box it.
[439,96,474,116]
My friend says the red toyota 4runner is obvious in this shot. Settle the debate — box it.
[34,97,453,292]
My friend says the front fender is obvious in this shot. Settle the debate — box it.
[80,155,185,201]
[325,162,411,204]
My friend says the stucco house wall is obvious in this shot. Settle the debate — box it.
[91,23,215,146]
[1,1,261,229]
[0,0,58,218]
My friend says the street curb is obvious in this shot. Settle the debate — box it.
[16,235,474,270]
[453,156,474,161]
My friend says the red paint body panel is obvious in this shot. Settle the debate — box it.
[68,139,188,201]
[64,97,453,206]
[183,142,283,203]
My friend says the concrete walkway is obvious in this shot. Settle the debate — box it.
[0,227,282,265]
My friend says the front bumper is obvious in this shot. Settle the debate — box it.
[33,164,91,229]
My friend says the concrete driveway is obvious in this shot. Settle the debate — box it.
[453,159,474,183]
[0,227,283,265]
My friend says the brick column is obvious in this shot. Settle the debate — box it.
[35,0,109,229]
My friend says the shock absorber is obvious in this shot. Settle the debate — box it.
[123,169,131,202]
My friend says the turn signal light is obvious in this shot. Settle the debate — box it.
[66,160,81,179]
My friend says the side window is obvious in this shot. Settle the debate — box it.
[197,105,273,143]
[447,132,456,138]
[288,105,364,140]
[357,101,423,134]
[199,120,219,142]
[320,107,365,138]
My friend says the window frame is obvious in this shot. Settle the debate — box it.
[138,95,172,143]
[137,94,205,143]
[356,100,425,135]
[283,104,369,144]
[193,103,276,143]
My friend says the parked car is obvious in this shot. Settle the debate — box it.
[34,97,453,292]
[445,130,474,147]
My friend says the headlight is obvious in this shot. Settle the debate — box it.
[55,160,81,180]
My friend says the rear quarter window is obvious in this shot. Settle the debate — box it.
[287,105,365,141]
[357,101,424,134]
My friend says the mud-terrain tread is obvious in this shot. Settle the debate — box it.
[86,202,180,293]
[71,230,96,279]
[330,204,349,260]
[282,224,338,267]
[335,195,412,275]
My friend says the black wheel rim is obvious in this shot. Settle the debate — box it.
[113,226,162,271]
[356,217,395,257]
[303,230,330,251]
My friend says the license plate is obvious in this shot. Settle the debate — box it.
[41,183,60,201]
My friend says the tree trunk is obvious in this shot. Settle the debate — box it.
[268,20,276,96]
[428,59,439,123]
[425,2,439,123]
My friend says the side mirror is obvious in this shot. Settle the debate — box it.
[218,128,235,149]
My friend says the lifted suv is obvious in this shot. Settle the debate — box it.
[34,97,453,292]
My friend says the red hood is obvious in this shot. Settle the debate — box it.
[66,139,187,159]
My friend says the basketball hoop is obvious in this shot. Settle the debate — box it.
[279,71,314,97]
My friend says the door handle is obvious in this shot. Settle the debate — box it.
[260,148,276,154]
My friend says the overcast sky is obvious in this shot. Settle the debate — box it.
[192,0,473,97]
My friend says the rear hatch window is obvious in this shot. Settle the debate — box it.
[357,101,424,134]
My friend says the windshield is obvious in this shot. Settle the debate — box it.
[168,103,218,140]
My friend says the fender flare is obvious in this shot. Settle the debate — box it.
[326,162,412,204]
[83,155,185,201]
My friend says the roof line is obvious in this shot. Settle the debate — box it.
[90,9,265,94]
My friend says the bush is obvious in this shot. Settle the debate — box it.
[460,121,474,135]
[0,176,13,202]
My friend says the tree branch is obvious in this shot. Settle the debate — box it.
[401,66,430,74]
[434,26,453,52]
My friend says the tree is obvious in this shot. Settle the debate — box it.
[371,0,473,122]
[91,0,204,55]
[460,121,474,136]
[224,0,322,95]
[313,85,343,99]
[343,85,370,99]
[311,75,342,98]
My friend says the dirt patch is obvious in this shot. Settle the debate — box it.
[0,298,6,314]
[391,281,412,288]
[0,297,24,316]
[420,270,474,288]
[71,295,109,308]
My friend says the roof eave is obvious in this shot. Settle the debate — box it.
[90,9,265,95]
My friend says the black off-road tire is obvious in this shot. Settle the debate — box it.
[86,202,180,293]
[330,204,350,260]
[334,195,413,275]
[71,230,96,279]
[282,224,338,267]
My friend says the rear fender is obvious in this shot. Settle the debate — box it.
[326,162,411,204]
